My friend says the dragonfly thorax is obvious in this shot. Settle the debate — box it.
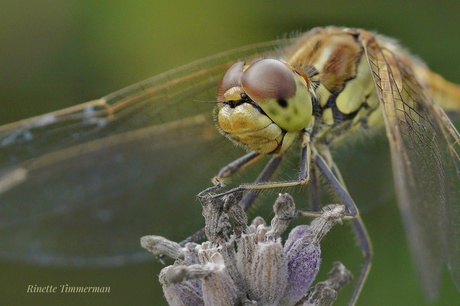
[280,29,385,144]
[309,55,383,144]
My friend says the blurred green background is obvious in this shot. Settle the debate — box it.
[0,0,459,305]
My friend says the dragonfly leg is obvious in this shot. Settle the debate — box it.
[184,143,310,244]
[309,164,322,211]
[312,149,373,306]
[182,153,283,245]
[213,151,263,183]
[238,154,284,210]
[215,142,312,202]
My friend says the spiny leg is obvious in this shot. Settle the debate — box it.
[182,143,311,244]
[183,152,283,244]
[238,153,283,210]
[309,163,322,211]
[309,150,373,306]
[196,137,371,305]
[215,143,311,200]
[180,154,283,245]
[214,151,263,182]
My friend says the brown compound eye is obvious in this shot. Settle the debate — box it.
[217,61,245,102]
[239,58,313,133]
[241,59,296,104]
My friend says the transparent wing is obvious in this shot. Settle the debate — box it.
[362,35,460,297]
[0,38,293,266]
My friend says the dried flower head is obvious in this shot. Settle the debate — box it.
[141,192,352,305]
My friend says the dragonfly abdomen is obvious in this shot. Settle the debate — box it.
[418,67,460,114]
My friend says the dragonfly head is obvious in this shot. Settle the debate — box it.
[216,59,313,154]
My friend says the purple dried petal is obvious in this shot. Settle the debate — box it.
[162,281,204,306]
[282,226,321,305]
[284,224,312,253]
[160,266,203,306]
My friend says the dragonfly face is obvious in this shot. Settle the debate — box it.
[217,59,313,154]
[0,26,459,303]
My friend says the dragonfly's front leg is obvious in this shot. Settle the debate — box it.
[183,151,284,245]
[213,151,264,183]
[212,140,312,211]
[187,133,312,244]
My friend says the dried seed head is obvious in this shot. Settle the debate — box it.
[305,262,353,306]
[140,235,184,260]
[159,266,203,306]
[266,193,297,239]
[141,192,351,306]
[200,191,246,242]
[200,256,240,305]
[253,240,289,304]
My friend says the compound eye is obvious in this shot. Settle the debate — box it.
[241,59,296,104]
[240,59,312,132]
[217,61,244,102]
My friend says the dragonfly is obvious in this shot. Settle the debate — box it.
[0,26,459,304]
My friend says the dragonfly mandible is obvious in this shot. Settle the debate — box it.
[0,26,459,304]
